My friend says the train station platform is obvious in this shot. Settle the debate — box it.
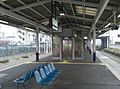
[0,51,119,89]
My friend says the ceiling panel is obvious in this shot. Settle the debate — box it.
[4,0,23,8]
[21,0,37,4]
[20,9,44,20]
[32,5,51,18]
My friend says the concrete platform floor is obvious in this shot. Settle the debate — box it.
[0,62,120,89]
[39,50,101,63]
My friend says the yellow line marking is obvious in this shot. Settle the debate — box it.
[29,61,104,65]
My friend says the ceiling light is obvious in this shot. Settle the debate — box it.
[0,20,8,24]
[24,27,35,31]
[60,13,65,16]
[2,0,7,1]
[118,14,120,18]
[74,34,77,37]
[84,37,87,39]
[99,30,102,33]
[105,23,111,28]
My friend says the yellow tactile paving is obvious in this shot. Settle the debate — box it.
[28,61,104,65]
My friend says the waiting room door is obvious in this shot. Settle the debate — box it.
[62,37,72,60]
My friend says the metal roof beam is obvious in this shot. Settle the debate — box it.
[60,23,91,29]
[90,0,110,33]
[94,0,110,25]
[0,1,36,21]
[58,0,112,10]
[62,23,99,29]
[37,15,105,25]
[17,0,46,19]
[12,0,113,12]
[41,4,51,14]
[69,0,78,24]
[58,15,105,24]
[12,0,51,11]
[0,6,48,31]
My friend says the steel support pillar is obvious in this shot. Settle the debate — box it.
[81,32,84,59]
[44,43,46,53]
[93,25,96,63]
[46,42,48,54]
[72,37,75,60]
[36,31,39,61]
[87,38,91,54]
[89,39,91,54]
[60,38,62,61]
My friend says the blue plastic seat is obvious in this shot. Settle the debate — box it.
[43,65,57,79]
[50,63,60,72]
[14,71,31,84]
[34,70,48,86]
[39,68,54,84]
[47,64,53,73]
[13,71,31,89]
[36,65,41,71]
[30,68,36,78]
[49,63,61,75]
[43,65,51,76]
[50,63,56,71]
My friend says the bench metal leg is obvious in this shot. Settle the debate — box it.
[39,86,42,89]
[22,84,26,89]
[17,84,19,89]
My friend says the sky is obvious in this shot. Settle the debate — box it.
[0,24,17,37]
[0,24,36,44]
[0,23,51,45]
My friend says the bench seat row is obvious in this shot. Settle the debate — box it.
[13,63,61,89]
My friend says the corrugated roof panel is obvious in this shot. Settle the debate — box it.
[4,0,23,8]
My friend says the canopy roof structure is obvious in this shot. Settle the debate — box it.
[0,0,120,36]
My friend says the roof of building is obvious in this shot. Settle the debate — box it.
[0,0,120,36]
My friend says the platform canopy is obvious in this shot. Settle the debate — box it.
[0,0,120,36]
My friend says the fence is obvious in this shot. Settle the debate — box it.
[0,45,36,57]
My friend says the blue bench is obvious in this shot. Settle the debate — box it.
[34,63,61,86]
[13,71,31,89]
[13,66,40,89]
[13,63,61,89]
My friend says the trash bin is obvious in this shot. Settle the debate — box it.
[36,52,39,61]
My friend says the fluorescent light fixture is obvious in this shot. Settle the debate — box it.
[0,20,8,24]
[40,31,45,34]
[105,23,111,28]
[99,30,101,33]
[118,14,120,18]
[60,13,65,16]
[52,26,58,31]
[2,0,7,1]
[24,27,35,31]
[84,37,87,39]
[74,34,77,37]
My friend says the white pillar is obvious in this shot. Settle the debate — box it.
[36,32,39,52]
[44,43,46,53]
[60,38,62,61]
[72,37,75,60]
[81,32,84,60]
[46,42,48,54]
[39,43,41,54]
[93,25,96,62]
[36,31,39,61]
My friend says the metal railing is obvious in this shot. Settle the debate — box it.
[0,45,36,57]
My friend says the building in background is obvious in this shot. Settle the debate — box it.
[96,26,120,49]
[0,24,52,54]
